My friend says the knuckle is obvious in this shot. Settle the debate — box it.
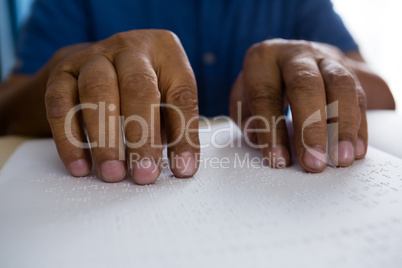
[54,60,78,76]
[326,69,356,89]
[166,86,198,112]
[247,84,282,107]
[45,92,72,120]
[157,30,180,44]
[79,74,116,97]
[52,45,82,62]
[51,48,88,74]
[265,38,286,45]
[287,70,323,93]
[282,40,313,56]
[319,43,343,57]
[110,30,181,49]
[53,47,71,62]
[110,32,130,44]
[121,72,157,88]
[295,40,313,49]
[245,42,271,61]
[108,31,142,50]
[246,38,288,58]
[296,40,314,50]
[111,31,126,40]
[87,43,106,55]
[120,73,160,100]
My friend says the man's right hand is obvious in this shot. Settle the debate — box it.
[44,30,200,184]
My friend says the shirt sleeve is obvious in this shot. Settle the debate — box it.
[293,0,358,53]
[14,0,92,74]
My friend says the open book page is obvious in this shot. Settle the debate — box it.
[0,120,401,268]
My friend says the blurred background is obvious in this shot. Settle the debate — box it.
[0,0,34,79]
[0,0,401,114]
[332,0,402,115]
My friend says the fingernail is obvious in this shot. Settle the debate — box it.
[357,139,365,157]
[175,152,196,178]
[101,160,126,182]
[131,159,159,185]
[333,141,355,165]
[302,148,327,171]
[268,146,290,168]
[69,159,90,177]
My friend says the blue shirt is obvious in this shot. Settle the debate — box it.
[15,0,357,117]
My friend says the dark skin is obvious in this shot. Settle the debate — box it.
[0,31,396,184]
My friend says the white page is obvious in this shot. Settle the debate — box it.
[0,121,401,268]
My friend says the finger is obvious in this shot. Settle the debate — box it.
[158,39,200,178]
[46,66,91,177]
[78,55,126,182]
[243,44,291,168]
[319,59,361,167]
[229,72,251,126]
[281,55,328,172]
[229,72,258,146]
[356,83,368,160]
[114,53,163,185]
